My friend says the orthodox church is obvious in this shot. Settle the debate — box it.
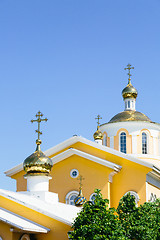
[0,64,160,240]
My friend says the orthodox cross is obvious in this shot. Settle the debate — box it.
[95,115,102,128]
[31,111,48,140]
[124,63,134,83]
[77,175,85,189]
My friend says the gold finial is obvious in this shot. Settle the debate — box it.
[124,63,134,84]
[77,175,84,190]
[74,175,86,207]
[95,115,102,129]
[31,111,48,144]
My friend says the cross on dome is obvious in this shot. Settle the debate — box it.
[31,111,48,143]
[95,115,102,128]
[77,175,85,189]
[124,63,134,84]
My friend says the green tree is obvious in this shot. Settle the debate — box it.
[69,190,160,240]
[68,189,126,240]
[117,193,160,240]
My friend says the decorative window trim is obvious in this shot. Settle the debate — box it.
[124,191,140,205]
[142,131,149,154]
[149,193,157,202]
[65,191,79,205]
[103,134,107,146]
[70,169,79,178]
[119,131,127,154]
[20,234,30,240]
[89,193,97,203]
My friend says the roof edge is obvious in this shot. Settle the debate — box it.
[5,136,157,177]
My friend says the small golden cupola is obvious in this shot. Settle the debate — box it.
[93,115,103,145]
[108,64,152,123]
[74,176,86,207]
[23,111,53,192]
[122,64,138,111]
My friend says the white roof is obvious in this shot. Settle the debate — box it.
[0,189,81,226]
[0,207,50,233]
[5,136,158,177]
[51,148,121,171]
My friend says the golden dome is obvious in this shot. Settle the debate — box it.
[108,110,152,123]
[93,126,103,140]
[23,140,53,176]
[122,82,138,99]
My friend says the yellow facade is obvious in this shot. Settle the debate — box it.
[11,140,152,208]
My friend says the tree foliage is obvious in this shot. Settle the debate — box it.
[117,194,160,240]
[69,189,126,240]
[68,189,160,240]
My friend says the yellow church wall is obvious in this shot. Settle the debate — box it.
[114,128,132,153]
[50,155,113,202]
[0,221,12,240]
[0,195,71,240]
[10,141,152,209]
[11,141,119,187]
[11,170,27,191]
[12,232,22,240]
[110,159,150,208]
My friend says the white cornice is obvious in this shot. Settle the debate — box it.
[0,189,80,226]
[0,207,50,233]
[5,136,158,177]
[51,148,121,171]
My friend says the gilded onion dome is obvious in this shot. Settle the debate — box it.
[122,63,138,99]
[93,115,103,140]
[109,110,152,123]
[23,139,53,176]
[107,64,152,124]
[23,111,53,176]
[93,126,103,140]
[122,81,138,99]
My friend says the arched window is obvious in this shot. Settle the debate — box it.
[124,191,140,206]
[65,191,79,205]
[90,193,97,204]
[103,134,107,146]
[120,132,126,153]
[20,234,30,240]
[142,132,147,154]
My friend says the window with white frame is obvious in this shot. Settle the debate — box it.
[90,193,97,204]
[20,234,30,240]
[70,169,79,178]
[103,134,107,146]
[120,132,126,153]
[149,193,157,202]
[124,191,140,206]
[142,132,147,154]
[65,191,79,205]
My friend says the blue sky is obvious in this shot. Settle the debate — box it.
[0,0,160,190]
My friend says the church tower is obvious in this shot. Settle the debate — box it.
[99,64,160,162]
